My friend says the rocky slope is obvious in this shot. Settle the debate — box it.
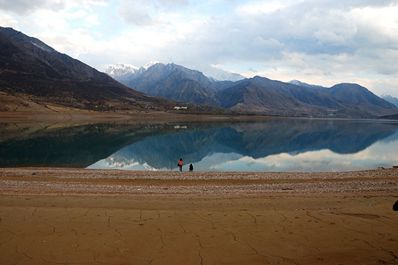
[0,27,169,112]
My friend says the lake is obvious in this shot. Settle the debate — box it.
[1,119,398,172]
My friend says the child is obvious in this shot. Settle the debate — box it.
[177,158,184,172]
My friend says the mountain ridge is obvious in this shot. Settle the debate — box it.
[382,95,398,107]
[220,78,396,117]
[108,62,396,118]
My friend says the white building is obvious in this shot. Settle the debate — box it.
[173,106,188,110]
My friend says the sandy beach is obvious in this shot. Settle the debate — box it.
[0,167,397,265]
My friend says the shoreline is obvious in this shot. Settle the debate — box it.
[0,110,273,123]
[1,167,397,197]
[2,110,398,123]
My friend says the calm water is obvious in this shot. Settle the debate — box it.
[1,119,398,172]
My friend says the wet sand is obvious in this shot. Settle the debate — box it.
[0,168,398,265]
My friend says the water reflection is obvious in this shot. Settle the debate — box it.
[1,119,398,171]
[0,123,168,167]
[90,119,398,171]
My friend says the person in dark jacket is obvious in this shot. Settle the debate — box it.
[178,158,183,172]
[189,164,193,172]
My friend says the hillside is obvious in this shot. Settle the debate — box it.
[328,83,397,117]
[217,77,397,117]
[0,27,169,112]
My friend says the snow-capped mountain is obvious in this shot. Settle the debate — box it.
[105,62,162,79]
[382,95,398,107]
[105,64,139,78]
[205,66,245,82]
[289,80,327,89]
[120,63,220,106]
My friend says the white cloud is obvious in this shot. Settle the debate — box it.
[0,0,63,14]
[0,12,18,26]
[230,135,398,172]
[236,1,292,15]
[118,0,189,25]
[0,0,107,14]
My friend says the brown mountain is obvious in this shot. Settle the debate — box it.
[216,76,397,118]
[0,27,169,112]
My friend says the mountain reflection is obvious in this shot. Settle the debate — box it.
[1,119,397,171]
[90,119,398,171]
[0,123,171,167]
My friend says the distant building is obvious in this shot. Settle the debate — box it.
[173,106,188,110]
[174,125,188,129]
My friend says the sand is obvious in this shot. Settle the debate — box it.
[0,167,398,265]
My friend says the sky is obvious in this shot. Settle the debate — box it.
[1,0,398,96]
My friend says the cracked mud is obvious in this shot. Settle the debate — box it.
[0,168,397,265]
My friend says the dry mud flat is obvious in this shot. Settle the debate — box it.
[0,168,397,265]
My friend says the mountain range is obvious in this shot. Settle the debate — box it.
[0,26,396,118]
[382,95,398,107]
[107,63,221,106]
[107,63,397,118]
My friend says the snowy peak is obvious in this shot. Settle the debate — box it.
[207,66,245,82]
[289,80,326,89]
[143,61,160,69]
[105,64,140,78]
[381,95,398,107]
[289,80,311,86]
[105,62,164,80]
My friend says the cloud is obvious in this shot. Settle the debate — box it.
[0,12,18,26]
[0,0,64,14]
[236,1,292,15]
[119,0,189,25]
[0,0,107,14]
[119,4,154,26]
[230,133,398,172]
[155,0,188,8]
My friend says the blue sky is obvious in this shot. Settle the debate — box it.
[1,0,398,96]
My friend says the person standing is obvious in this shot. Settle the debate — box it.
[189,164,193,172]
[178,158,184,172]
